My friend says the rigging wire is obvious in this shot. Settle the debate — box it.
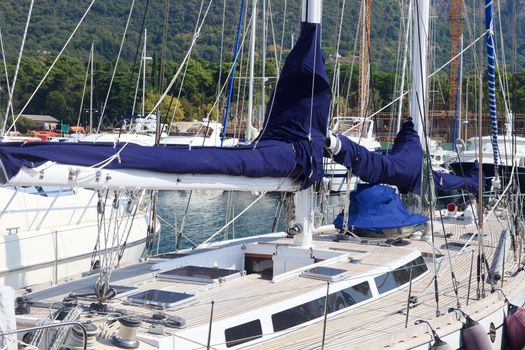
[77,45,93,129]
[5,0,97,134]
[1,0,34,135]
[217,0,227,97]
[366,30,488,123]
[221,0,247,145]
[0,29,16,133]
[96,0,136,132]
[2,0,35,135]
[125,0,151,112]
[166,0,206,130]
[328,0,346,123]
[277,0,287,69]
[395,0,412,133]
[266,0,281,76]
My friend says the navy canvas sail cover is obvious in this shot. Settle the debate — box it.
[0,141,297,179]
[333,184,427,232]
[327,120,423,194]
[256,22,331,188]
[433,162,484,194]
[0,23,330,189]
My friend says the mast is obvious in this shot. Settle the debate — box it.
[448,0,463,113]
[247,0,258,143]
[410,0,430,148]
[293,0,323,248]
[89,43,94,134]
[357,0,371,121]
[142,29,147,118]
[452,34,463,149]
[261,0,266,121]
[484,0,500,187]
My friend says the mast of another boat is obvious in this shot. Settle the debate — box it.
[291,0,323,249]
[142,29,148,119]
[89,43,94,134]
[246,0,257,143]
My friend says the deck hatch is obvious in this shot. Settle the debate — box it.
[224,319,263,347]
[126,289,195,308]
[301,266,348,282]
[158,266,243,284]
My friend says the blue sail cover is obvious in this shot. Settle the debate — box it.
[0,23,330,189]
[433,162,484,195]
[329,120,423,194]
[256,22,331,188]
[333,184,427,232]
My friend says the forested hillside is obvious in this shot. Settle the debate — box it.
[0,1,522,69]
[0,0,523,127]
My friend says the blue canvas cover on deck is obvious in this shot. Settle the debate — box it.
[333,184,427,232]
[328,120,423,194]
[0,23,330,189]
[433,162,484,195]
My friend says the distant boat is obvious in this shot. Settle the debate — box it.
[160,119,239,147]
[324,116,380,192]
[0,185,152,290]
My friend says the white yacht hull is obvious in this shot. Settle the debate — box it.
[0,187,151,290]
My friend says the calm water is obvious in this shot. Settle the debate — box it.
[156,190,344,254]
[156,191,288,253]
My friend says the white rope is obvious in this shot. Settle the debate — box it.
[266,0,280,75]
[168,0,206,129]
[2,0,34,134]
[495,0,511,109]
[0,29,16,133]
[131,46,144,115]
[328,0,345,121]
[141,0,214,123]
[343,2,361,118]
[5,0,97,134]
[198,191,267,248]
[277,0,287,68]
[366,30,488,122]
[156,214,199,247]
[77,46,93,129]
[395,0,412,133]
[96,0,136,132]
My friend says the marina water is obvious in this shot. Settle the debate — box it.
[156,191,287,253]
[157,190,343,254]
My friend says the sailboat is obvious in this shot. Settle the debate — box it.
[0,17,153,292]
[0,185,153,290]
[0,1,524,349]
[450,1,524,192]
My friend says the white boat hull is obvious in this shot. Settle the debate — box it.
[0,187,151,290]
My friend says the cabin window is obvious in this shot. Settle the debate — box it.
[225,319,263,347]
[271,281,372,332]
[374,256,427,294]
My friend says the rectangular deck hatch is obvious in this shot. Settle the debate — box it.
[158,265,243,284]
[301,266,348,282]
[126,289,195,308]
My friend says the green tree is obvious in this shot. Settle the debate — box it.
[142,91,184,124]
